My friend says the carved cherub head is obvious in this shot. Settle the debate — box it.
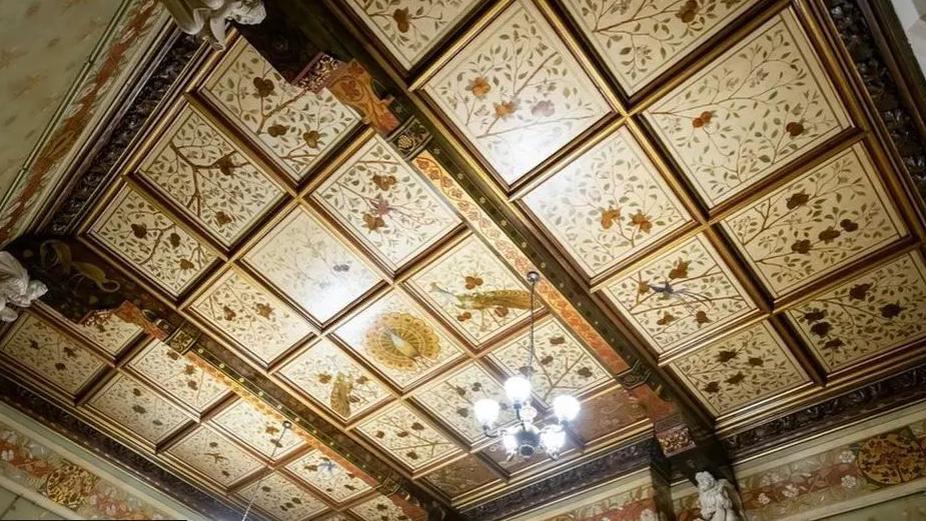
[696,471,718,491]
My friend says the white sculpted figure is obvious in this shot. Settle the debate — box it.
[161,0,266,49]
[696,471,740,521]
[0,252,47,322]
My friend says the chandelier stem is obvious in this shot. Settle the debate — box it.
[241,420,292,521]
[526,271,538,382]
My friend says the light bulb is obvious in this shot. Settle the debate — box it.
[504,375,532,404]
[473,398,500,427]
[540,425,566,453]
[502,430,518,454]
[552,395,580,422]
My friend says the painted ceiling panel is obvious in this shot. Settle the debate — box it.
[560,0,761,93]
[523,125,692,277]
[423,0,611,186]
[166,425,265,487]
[202,39,360,181]
[210,398,305,460]
[355,402,460,470]
[350,493,420,521]
[285,449,374,503]
[644,8,852,207]
[85,373,191,444]
[236,472,328,521]
[422,454,499,499]
[127,339,231,413]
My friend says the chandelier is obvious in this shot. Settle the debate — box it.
[472,271,580,460]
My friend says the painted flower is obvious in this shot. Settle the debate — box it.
[393,8,411,33]
[757,492,771,505]
[531,100,555,117]
[494,100,518,119]
[839,450,856,464]
[841,475,859,489]
[467,77,491,97]
[781,483,799,498]
[640,509,657,521]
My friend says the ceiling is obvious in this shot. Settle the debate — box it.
[1,0,925,520]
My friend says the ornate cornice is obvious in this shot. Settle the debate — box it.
[0,372,246,521]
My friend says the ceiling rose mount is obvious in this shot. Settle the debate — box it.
[473,271,580,460]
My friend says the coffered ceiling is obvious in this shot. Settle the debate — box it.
[2,0,925,519]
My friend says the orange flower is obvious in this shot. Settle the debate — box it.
[393,8,410,33]
[363,212,386,232]
[494,100,518,119]
[372,174,397,191]
[599,206,621,229]
[786,121,804,137]
[467,76,491,98]
[629,210,653,233]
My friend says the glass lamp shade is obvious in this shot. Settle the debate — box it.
[473,398,500,427]
[502,429,518,453]
[504,375,532,404]
[552,395,581,422]
[539,425,566,453]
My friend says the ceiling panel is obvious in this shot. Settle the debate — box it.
[559,0,761,94]
[721,143,907,297]
[137,105,285,247]
[236,472,328,521]
[644,8,852,207]
[211,398,305,460]
[89,186,218,297]
[127,339,231,414]
[422,454,500,499]
[786,251,926,373]
[423,0,611,186]
[202,38,360,181]
[244,206,383,324]
[601,233,757,355]
[285,449,374,503]
[406,234,534,346]
[165,425,265,487]
[45,304,142,358]
[350,493,421,521]
[355,402,461,470]
[522,125,692,277]
[669,320,808,416]
[312,134,460,270]
[85,373,191,445]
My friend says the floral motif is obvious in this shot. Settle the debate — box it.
[0,313,103,395]
[190,270,313,365]
[645,10,851,206]
[138,107,283,246]
[603,234,756,353]
[277,338,390,421]
[722,144,906,296]
[413,362,514,443]
[286,450,372,503]
[245,208,381,322]
[237,472,327,521]
[166,426,263,486]
[409,235,533,345]
[203,39,359,180]
[856,428,926,485]
[356,403,459,469]
[63,308,141,357]
[350,494,415,521]
[670,321,807,415]
[533,481,658,521]
[788,253,926,372]
[211,399,304,459]
[334,291,464,389]
[345,0,482,68]
[489,317,611,403]
[562,0,759,93]
[313,136,459,269]
[524,127,691,276]
[424,0,610,184]
[91,188,217,296]
[423,455,498,498]
[127,340,230,412]
[87,374,189,443]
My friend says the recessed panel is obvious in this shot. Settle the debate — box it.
[645,9,852,207]
[423,0,611,185]
[356,402,459,470]
[285,449,373,503]
[128,340,231,413]
[423,454,498,498]
[350,494,420,521]
[166,426,264,487]
[237,472,327,521]
[86,373,190,444]
[211,399,304,460]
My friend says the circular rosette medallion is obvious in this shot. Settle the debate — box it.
[365,312,441,371]
[857,429,926,485]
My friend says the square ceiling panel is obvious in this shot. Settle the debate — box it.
[423,0,611,186]
[669,320,808,416]
[601,234,757,354]
[236,472,328,521]
[350,494,418,521]
[85,373,190,445]
[343,0,483,69]
[276,338,391,422]
[407,235,533,346]
[571,387,647,443]
[89,186,218,297]
[245,207,381,323]
[522,125,691,277]
[0,313,104,396]
[166,425,264,487]
[211,398,304,460]
[411,361,515,444]
[45,305,141,358]
[355,402,460,470]
[127,339,230,413]
[333,290,465,390]
[285,449,373,503]
[202,39,360,181]
[644,9,852,207]
[721,143,906,297]
[312,135,460,270]
[560,0,760,94]
[488,316,611,403]
[786,251,926,373]
[189,269,314,365]
[422,454,499,499]
[137,105,285,247]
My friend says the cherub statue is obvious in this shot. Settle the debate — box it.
[161,0,266,50]
[696,471,740,521]
[0,252,46,322]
